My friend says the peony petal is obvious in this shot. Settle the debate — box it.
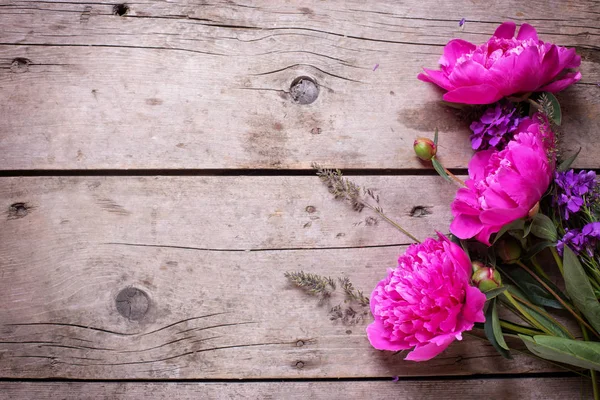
[366,320,411,351]
[493,21,517,39]
[480,206,524,227]
[440,39,477,70]
[417,68,454,91]
[461,285,487,324]
[450,213,483,239]
[490,46,542,94]
[538,71,582,92]
[468,150,495,180]
[448,59,489,86]
[444,240,472,277]
[443,84,503,105]
[405,335,455,361]
[539,45,561,85]
[516,23,538,41]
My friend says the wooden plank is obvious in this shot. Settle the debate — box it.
[0,0,598,170]
[0,176,560,378]
[0,378,593,399]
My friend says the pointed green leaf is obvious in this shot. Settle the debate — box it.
[529,213,557,242]
[557,148,581,172]
[501,267,566,309]
[485,286,507,301]
[542,92,562,126]
[433,128,439,146]
[522,241,555,261]
[484,299,511,357]
[563,247,600,333]
[431,157,452,183]
[520,335,600,371]
[492,219,526,245]
[503,286,571,338]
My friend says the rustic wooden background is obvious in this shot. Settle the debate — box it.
[0,0,599,398]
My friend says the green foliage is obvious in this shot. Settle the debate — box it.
[529,213,557,242]
[520,335,600,371]
[431,157,452,183]
[538,92,562,126]
[563,247,600,334]
[485,286,507,301]
[484,298,511,358]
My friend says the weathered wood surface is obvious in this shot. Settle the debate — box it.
[0,0,598,170]
[0,176,559,379]
[0,378,593,399]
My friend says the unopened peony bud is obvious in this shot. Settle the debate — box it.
[472,267,502,292]
[496,237,522,264]
[471,261,485,273]
[414,138,437,161]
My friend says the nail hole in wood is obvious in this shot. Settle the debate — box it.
[116,287,150,321]
[113,3,129,16]
[8,202,30,219]
[296,340,305,347]
[290,76,319,104]
[295,360,305,369]
[10,58,31,73]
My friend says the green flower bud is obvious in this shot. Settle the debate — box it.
[413,137,437,161]
[472,267,502,292]
[471,261,486,273]
[496,237,522,264]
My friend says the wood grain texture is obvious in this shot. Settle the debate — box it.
[0,378,593,399]
[0,176,559,379]
[0,0,598,170]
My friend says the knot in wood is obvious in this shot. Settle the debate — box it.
[113,4,129,16]
[116,287,150,321]
[290,77,319,105]
[10,58,30,74]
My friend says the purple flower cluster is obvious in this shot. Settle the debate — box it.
[557,222,600,257]
[554,170,597,220]
[469,101,523,151]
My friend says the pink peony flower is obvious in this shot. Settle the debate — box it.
[418,21,581,104]
[366,233,486,361]
[450,114,556,245]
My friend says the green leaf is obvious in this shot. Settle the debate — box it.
[484,299,511,357]
[503,286,571,338]
[557,148,581,172]
[523,220,533,238]
[501,268,564,309]
[541,92,562,126]
[522,241,555,261]
[529,213,557,242]
[563,247,600,333]
[485,286,508,300]
[433,127,439,146]
[492,219,526,245]
[431,157,452,183]
[520,335,600,371]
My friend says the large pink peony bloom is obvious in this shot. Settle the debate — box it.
[450,114,556,245]
[418,22,581,104]
[366,233,486,361]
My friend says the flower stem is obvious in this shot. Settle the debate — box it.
[517,261,600,340]
[550,246,564,276]
[502,291,554,336]
[510,292,575,339]
[443,166,466,187]
[499,319,543,336]
[362,202,421,243]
